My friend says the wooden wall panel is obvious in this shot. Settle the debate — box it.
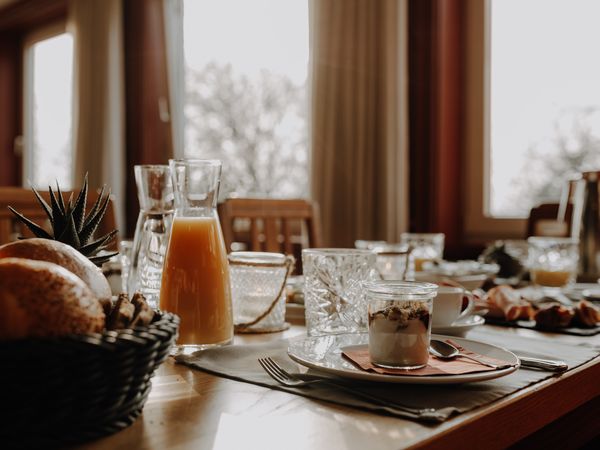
[123,0,173,236]
[408,0,470,260]
[0,32,21,185]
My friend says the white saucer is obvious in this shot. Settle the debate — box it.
[431,315,485,337]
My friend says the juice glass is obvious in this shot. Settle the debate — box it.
[160,159,233,352]
[528,237,579,290]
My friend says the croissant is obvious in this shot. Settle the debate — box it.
[572,300,600,328]
[534,304,574,328]
[485,285,534,321]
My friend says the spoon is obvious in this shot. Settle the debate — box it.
[429,340,499,368]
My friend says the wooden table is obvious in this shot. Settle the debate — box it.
[79,324,600,450]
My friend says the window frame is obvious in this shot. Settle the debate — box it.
[463,0,526,243]
[21,20,71,188]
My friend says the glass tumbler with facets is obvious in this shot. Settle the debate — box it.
[128,165,174,308]
[302,249,377,336]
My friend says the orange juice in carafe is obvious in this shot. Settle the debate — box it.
[160,215,233,347]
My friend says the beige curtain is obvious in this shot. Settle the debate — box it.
[69,0,125,230]
[310,0,408,247]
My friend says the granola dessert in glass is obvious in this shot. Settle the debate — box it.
[365,281,438,369]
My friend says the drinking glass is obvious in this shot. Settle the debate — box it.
[128,165,174,308]
[229,252,293,333]
[302,248,377,336]
[119,239,133,293]
[160,159,233,352]
[371,243,411,280]
[528,237,579,289]
[401,233,445,272]
[365,281,437,369]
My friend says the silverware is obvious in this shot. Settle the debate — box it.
[430,340,502,368]
[257,357,439,418]
[517,356,568,372]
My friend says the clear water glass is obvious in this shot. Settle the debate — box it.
[118,240,133,293]
[229,252,293,333]
[128,165,174,308]
[372,243,411,280]
[528,237,579,289]
[302,248,377,336]
[401,233,445,273]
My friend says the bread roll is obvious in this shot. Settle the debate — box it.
[0,238,112,305]
[0,258,105,340]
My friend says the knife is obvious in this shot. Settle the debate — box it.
[518,356,568,372]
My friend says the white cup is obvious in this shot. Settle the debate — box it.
[431,286,474,327]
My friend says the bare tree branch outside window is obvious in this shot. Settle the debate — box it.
[184,62,308,200]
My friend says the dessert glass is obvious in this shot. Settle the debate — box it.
[365,280,438,369]
[528,237,579,289]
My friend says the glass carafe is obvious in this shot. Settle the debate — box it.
[160,159,233,352]
[128,165,174,308]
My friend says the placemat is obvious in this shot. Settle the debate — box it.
[484,317,600,336]
[175,331,599,424]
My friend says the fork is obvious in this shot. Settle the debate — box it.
[257,357,439,418]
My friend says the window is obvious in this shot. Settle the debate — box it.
[182,0,309,199]
[23,26,74,190]
[464,0,600,239]
[489,0,600,218]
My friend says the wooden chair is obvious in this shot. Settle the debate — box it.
[0,187,118,247]
[526,202,573,238]
[218,198,322,273]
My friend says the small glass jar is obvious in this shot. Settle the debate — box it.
[528,237,579,289]
[365,281,438,369]
[401,233,445,273]
[229,252,293,333]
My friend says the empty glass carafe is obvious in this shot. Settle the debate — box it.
[128,165,174,308]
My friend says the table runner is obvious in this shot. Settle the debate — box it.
[176,330,599,423]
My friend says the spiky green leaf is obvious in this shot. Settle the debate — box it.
[56,212,81,249]
[48,186,65,238]
[72,174,89,232]
[89,252,119,266]
[31,186,53,223]
[55,181,66,215]
[79,229,117,256]
[82,185,106,229]
[8,206,52,239]
[80,189,111,245]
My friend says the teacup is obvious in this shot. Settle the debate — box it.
[431,286,474,327]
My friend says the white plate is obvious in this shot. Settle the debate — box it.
[431,315,485,337]
[287,333,519,384]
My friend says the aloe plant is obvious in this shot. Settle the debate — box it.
[8,175,118,266]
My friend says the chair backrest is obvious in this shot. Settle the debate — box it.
[526,202,572,238]
[218,198,322,272]
[0,187,118,247]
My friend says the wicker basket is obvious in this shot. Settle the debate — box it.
[0,311,179,447]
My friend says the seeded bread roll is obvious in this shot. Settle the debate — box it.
[0,238,112,307]
[0,258,105,340]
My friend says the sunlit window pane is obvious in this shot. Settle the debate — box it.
[29,33,74,189]
[489,0,600,217]
[183,0,309,198]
